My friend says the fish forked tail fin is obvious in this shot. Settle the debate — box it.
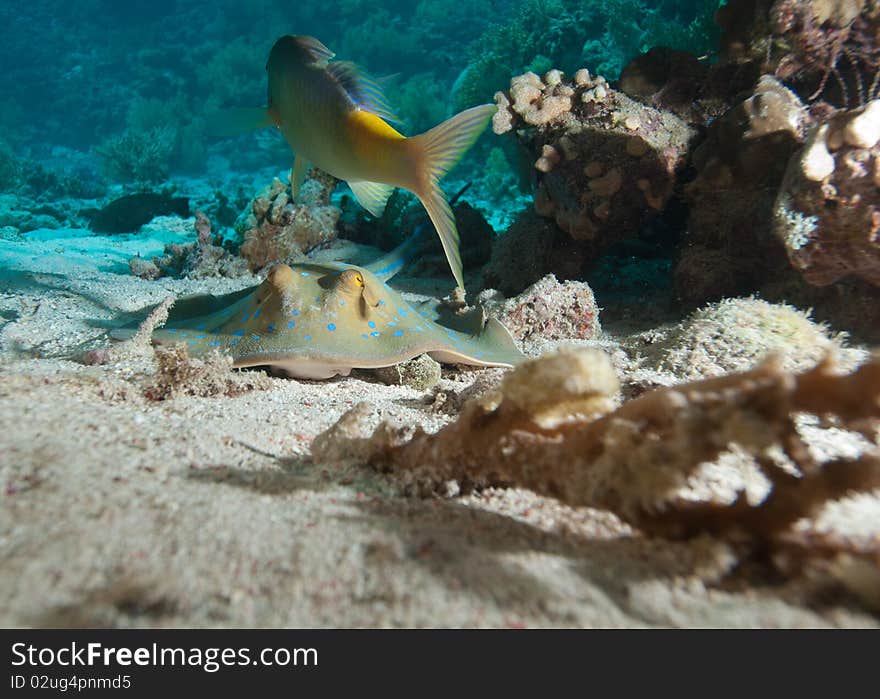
[409,104,496,290]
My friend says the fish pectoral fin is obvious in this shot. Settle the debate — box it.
[290,154,311,199]
[348,180,395,218]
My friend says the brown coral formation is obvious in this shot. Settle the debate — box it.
[315,348,880,582]
[774,99,880,285]
[493,70,695,249]
[235,173,340,272]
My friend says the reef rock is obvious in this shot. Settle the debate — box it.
[678,76,812,304]
[717,0,880,109]
[493,69,695,250]
[129,211,248,280]
[235,173,340,272]
[631,297,843,381]
[774,99,880,286]
[478,274,600,347]
[481,209,589,297]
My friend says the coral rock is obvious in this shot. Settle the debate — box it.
[321,348,880,591]
[774,100,880,286]
[478,274,601,346]
[481,210,589,297]
[678,76,810,304]
[373,354,442,392]
[236,174,340,272]
[494,69,695,249]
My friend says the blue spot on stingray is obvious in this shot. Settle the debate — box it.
[393,330,404,337]
[339,300,345,306]
[301,271,310,277]
[361,333,369,339]
[368,321,376,329]
[254,308,261,319]
[252,334,261,340]
[292,309,300,316]
[287,320,295,328]
[371,331,380,337]
[194,335,205,339]
[188,340,197,345]
[210,341,221,347]
[230,340,240,346]
[327,323,336,331]
[315,296,321,303]
[378,300,386,306]
[420,311,429,317]
[267,323,275,332]
[398,308,407,316]
[304,335,312,341]
[232,330,245,337]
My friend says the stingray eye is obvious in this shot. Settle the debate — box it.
[354,273,364,287]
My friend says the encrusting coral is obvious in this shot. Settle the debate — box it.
[313,348,880,589]
[478,274,601,348]
[493,68,695,251]
[234,172,340,272]
[634,297,844,380]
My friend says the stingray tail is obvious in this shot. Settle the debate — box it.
[408,104,496,290]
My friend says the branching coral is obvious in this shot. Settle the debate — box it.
[314,348,880,579]
[129,211,248,280]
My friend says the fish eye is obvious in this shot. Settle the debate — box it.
[354,273,364,286]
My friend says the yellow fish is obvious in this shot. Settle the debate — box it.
[259,35,494,289]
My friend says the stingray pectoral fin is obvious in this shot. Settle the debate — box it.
[348,180,395,218]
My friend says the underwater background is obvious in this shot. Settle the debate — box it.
[2,1,880,627]
[0,1,723,303]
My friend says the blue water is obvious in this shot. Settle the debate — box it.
[0,0,723,304]
[0,1,718,192]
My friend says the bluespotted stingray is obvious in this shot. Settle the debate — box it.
[115,241,524,379]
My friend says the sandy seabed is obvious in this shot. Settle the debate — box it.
[0,226,878,628]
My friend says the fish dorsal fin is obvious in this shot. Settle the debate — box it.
[348,180,395,218]
[327,61,401,124]
[293,35,335,66]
